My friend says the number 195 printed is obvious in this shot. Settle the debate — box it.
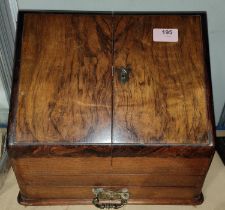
[153,28,178,42]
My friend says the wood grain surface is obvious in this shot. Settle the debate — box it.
[13,13,213,146]
[18,173,204,187]
[16,13,112,143]
[19,185,202,200]
[18,192,204,206]
[113,15,211,144]
[8,144,214,158]
[11,156,210,176]
[8,12,215,206]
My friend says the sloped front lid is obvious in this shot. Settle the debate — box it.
[10,13,213,146]
[112,14,213,145]
[13,13,112,144]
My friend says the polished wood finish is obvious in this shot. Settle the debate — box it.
[113,15,212,144]
[10,13,214,146]
[8,12,215,206]
[8,145,112,158]
[11,157,112,175]
[17,173,204,187]
[112,145,214,158]
[18,192,203,205]
[11,156,210,177]
[8,144,214,158]
[15,13,112,144]
[19,185,202,200]
[111,157,211,175]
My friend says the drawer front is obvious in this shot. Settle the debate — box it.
[12,156,208,189]
[20,185,201,201]
[111,157,210,175]
[12,156,210,176]
[18,174,204,187]
[12,157,112,175]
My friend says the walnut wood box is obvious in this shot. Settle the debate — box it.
[7,12,215,206]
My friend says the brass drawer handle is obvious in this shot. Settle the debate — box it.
[92,188,129,209]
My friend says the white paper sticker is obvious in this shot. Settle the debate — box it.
[153,28,178,42]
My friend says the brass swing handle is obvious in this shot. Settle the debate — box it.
[92,188,129,209]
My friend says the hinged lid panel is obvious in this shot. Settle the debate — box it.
[113,15,212,145]
[14,13,112,144]
[10,13,214,148]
